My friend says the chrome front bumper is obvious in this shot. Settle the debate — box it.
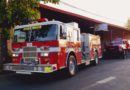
[3,63,57,74]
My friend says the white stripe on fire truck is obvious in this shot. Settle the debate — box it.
[13,47,61,53]
[37,47,61,52]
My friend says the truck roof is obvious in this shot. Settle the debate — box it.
[15,21,63,30]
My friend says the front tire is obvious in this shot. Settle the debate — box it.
[67,55,77,76]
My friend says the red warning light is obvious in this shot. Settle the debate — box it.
[37,18,48,22]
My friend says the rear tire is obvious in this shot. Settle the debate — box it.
[67,55,77,77]
[122,50,127,59]
[91,52,99,66]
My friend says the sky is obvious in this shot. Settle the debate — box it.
[42,0,130,27]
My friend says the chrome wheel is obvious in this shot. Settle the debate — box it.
[91,52,99,66]
[67,55,77,76]
[95,54,99,65]
[69,59,75,75]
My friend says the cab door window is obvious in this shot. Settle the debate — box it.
[60,25,66,39]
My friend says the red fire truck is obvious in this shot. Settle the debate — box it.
[4,20,102,76]
[104,38,130,59]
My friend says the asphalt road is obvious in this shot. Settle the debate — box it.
[1,59,130,90]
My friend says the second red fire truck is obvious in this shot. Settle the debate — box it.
[104,38,130,59]
[4,20,102,76]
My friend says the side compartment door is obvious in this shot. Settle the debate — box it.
[81,34,90,61]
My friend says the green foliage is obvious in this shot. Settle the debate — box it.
[42,0,60,4]
[0,0,60,38]
[0,0,7,24]
[0,0,60,25]
[2,28,10,39]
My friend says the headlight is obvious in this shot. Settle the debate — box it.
[41,52,49,57]
[12,53,19,57]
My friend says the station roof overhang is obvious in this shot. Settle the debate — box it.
[39,4,129,33]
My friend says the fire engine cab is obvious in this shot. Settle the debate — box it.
[4,20,102,76]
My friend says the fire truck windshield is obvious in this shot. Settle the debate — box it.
[111,38,124,45]
[13,24,58,42]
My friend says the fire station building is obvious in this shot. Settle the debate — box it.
[39,4,130,47]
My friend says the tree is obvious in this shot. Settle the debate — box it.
[126,18,130,30]
[0,0,60,71]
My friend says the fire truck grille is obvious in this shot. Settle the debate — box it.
[23,47,37,51]
[23,52,37,57]
[23,47,37,58]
